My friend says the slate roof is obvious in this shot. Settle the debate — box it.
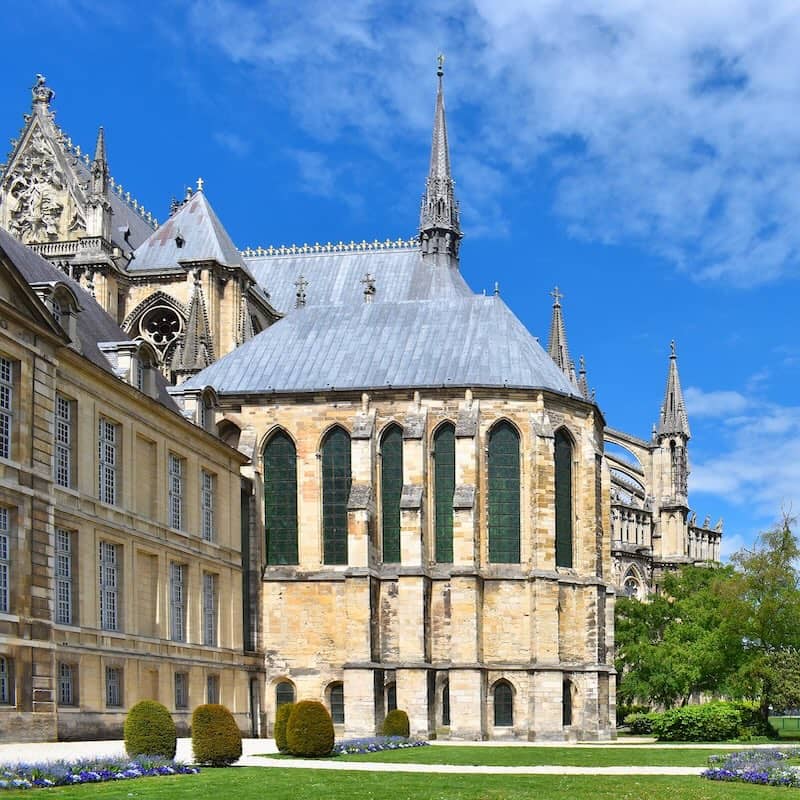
[183,294,579,397]
[245,245,472,313]
[0,227,178,410]
[130,191,250,273]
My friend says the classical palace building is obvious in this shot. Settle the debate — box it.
[0,67,722,741]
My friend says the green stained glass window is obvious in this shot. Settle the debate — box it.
[555,429,573,568]
[322,427,351,565]
[381,425,403,563]
[488,421,520,563]
[434,423,455,563]
[263,431,298,565]
[493,681,513,726]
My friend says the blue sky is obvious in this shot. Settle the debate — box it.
[2,1,800,556]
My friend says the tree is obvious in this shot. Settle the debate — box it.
[615,564,742,708]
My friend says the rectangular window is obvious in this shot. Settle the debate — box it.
[201,471,215,542]
[98,418,119,505]
[174,671,188,709]
[206,674,219,704]
[0,657,12,704]
[202,572,217,647]
[59,663,76,706]
[0,357,12,460]
[170,562,186,642]
[55,528,73,625]
[54,395,74,488]
[168,454,184,530]
[105,666,122,707]
[0,508,9,614]
[99,541,120,631]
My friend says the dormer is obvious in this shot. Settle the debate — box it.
[30,281,82,346]
[97,339,160,398]
[134,340,159,398]
[167,384,219,433]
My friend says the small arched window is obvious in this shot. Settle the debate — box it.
[381,425,403,563]
[433,423,455,563]
[263,431,298,565]
[276,680,295,708]
[623,571,642,600]
[441,678,451,726]
[493,680,513,727]
[328,682,345,724]
[555,429,573,568]
[563,679,573,727]
[321,428,351,565]
[488,422,520,563]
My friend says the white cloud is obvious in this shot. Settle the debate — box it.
[213,131,251,157]
[186,0,800,285]
[684,387,751,418]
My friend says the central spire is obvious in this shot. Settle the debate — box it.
[419,55,462,266]
[657,340,691,438]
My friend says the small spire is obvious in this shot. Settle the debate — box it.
[31,74,54,108]
[93,126,106,165]
[419,55,462,264]
[547,286,577,387]
[656,340,691,438]
[578,355,591,400]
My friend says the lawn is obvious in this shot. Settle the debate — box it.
[0,768,793,800]
[332,745,720,767]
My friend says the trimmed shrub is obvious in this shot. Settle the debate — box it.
[124,700,177,759]
[286,700,334,757]
[617,703,650,726]
[624,712,655,735]
[382,709,410,737]
[274,702,295,753]
[651,702,743,742]
[191,704,243,766]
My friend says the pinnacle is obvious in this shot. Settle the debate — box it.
[657,340,691,438]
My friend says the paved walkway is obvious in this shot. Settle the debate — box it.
[0,738,728,775]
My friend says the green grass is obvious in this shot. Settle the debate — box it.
[329,745,729,767]
[0,769,792,800]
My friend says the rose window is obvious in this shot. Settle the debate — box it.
[140,307,182,353]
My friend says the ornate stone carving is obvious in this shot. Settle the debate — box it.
[3,127,84,243]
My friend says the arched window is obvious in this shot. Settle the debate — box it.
[276,680,295,708]
[386,681,397,713]
[563,679,573,727]
[441,678,450,726]
[263,431,298,565]
[493,680,513,727]
[328,682,345,724]
[381,425,403,563]
[321,427,351,565]
[433,423,455,563]
[623,571,642,600]
[555,429,573,568]
[488,422,520,563]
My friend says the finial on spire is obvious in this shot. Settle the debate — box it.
[437,53,445,77]
[31,74,54,108]
[493,281,500,296]
[196,177,204,192]
[550,285,564,306]
[670,339,676,358]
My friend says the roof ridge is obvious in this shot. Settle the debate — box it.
[241,237,418,258]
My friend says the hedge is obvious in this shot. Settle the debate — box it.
[274,702,295,753]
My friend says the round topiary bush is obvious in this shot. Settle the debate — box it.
[286,700,334,757]
[124,700,177,758]
[382,709,410,737]
[191,703,243,766]
[274,702,295,753]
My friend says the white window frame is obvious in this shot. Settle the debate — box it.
[105,665,122,707]
[99,541,119,631]
[55,395,74,488]
[55,528,73,625]
[201,470,215,542]
[0,508,9,614]
[168,454,184,530]
[0,357,13,460]
[202,572,217,647]
[98,418,118,505]
[170,562,186,642]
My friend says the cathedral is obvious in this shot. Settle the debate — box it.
[0,67,722,741]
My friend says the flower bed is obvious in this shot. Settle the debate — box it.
[0,755,199,790]
[702,748,800,786]
[332,736,430,755]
